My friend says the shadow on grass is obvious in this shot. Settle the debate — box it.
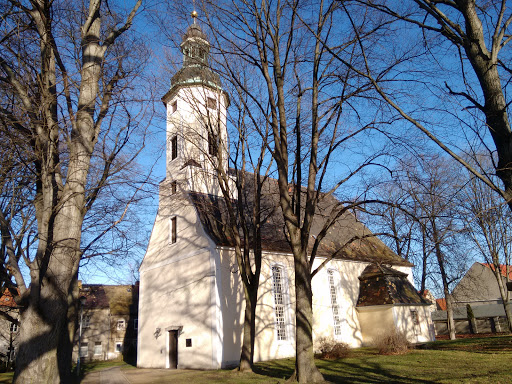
[424,335,512,353]
[254,355,437,384]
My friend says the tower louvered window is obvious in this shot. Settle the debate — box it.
[272,265,287,341]
[327,270,342,336]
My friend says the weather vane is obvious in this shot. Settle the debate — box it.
[191,0,198,24]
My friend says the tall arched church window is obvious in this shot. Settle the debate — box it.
[327,269,342,337]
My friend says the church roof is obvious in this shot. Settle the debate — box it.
[163,23,223,102]
[356,264,428,307]
[188,175,412,266]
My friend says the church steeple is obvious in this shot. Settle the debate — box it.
[161,12,230,197]
[169,15,222,93]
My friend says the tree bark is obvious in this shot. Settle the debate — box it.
[3,0,142,381]
[492,267,512,332]
[292,249,324,383]
[239,283,257,371]
[432,222,456,340]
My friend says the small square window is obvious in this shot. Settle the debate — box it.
[207,97,217,110]
[171,136,178,160]
[115,342,123,353]
[10,323,18,333]
[171,101,177,114]
[117,320,126,330]
[171,181,177,195]
[94,342,102,355]
[186,338,192,347]
[80,342,88,357]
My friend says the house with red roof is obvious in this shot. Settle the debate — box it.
[452,262,511,306]
[431,262,512,335]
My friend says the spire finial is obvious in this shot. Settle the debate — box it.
[191,1,198,24]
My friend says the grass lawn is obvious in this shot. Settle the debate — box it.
[2,336,512,383]
[117,335,512,383]
[254,336,512,383]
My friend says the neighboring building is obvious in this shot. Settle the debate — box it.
[73,283,139,364]
[137,18,434,370]
[432,262,512,335]
[0,288,19,366]
[452,262,510,306]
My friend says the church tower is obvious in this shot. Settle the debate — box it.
[161,12,229,196]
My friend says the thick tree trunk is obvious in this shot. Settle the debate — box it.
[13,273,75,384]
[457,1,512,211]
[239,284,257,372]
[293,251,324,383]
[14,185,84,382]
[13,304,63,384]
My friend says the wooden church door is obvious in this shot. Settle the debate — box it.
[168,330,178,369]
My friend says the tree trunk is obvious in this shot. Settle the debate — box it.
[14,192,84,382]
[457,0,512,211]
[492,268,512,332]
[503,300,512,333]
[445,294,456,340]
[293,251,324,383]
[13,273,75,384]
[239,283,257,372]
[432,221,456,340]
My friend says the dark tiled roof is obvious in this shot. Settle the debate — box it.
[80,284,138,315]
[357,264,429,307]
[189,176,411,266]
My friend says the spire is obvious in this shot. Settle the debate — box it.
[169,10,222,91]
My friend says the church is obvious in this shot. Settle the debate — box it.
[137,18,434,370]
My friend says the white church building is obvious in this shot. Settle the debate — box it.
[137,19,434,370]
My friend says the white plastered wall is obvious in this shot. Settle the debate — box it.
[165,86,231,198]
[310,259,368,348]
[138,187,220,369]
[356,305,396,345]
[392,305,435,343]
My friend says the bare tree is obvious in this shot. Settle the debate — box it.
[401,155,466,339]
[0,1,147,382]
[345,0,512,211]
[461,161,512,331]
[200,1,396,381]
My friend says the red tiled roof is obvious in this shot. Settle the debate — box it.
[0,288,19,308]
[481,263,512,279]
[436,298,447,310]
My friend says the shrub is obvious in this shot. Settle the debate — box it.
[373,329,410,355]
[317,337,350,359]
